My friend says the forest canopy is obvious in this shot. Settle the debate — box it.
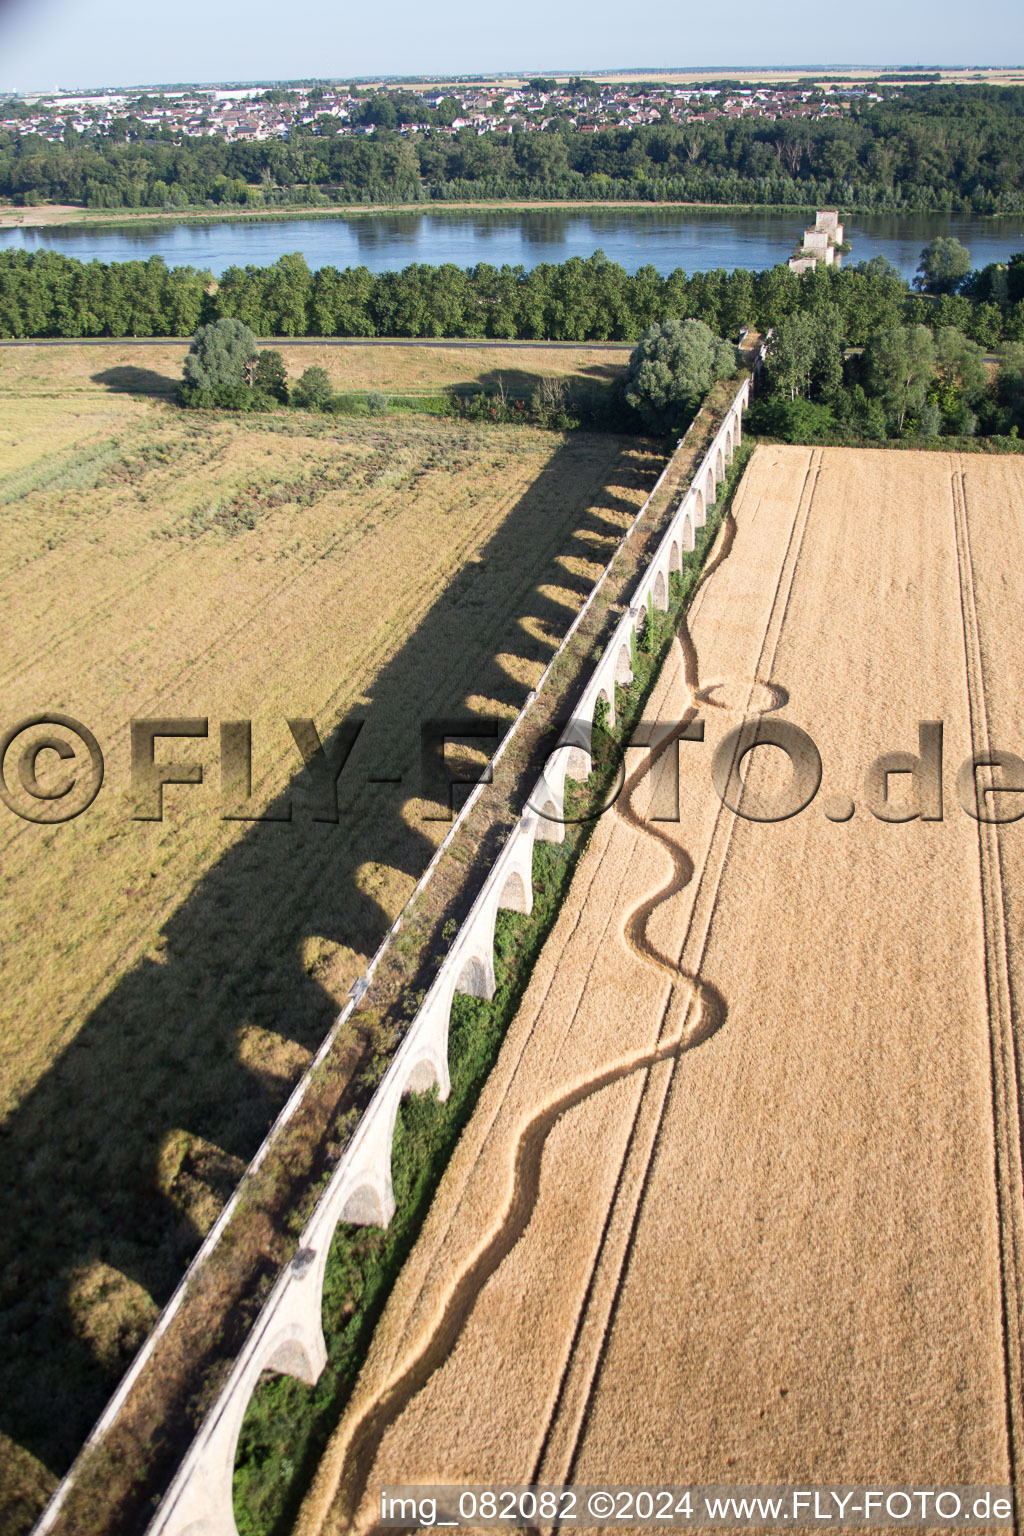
[2,246,1022,347]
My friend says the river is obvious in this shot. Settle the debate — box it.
[1,206,1023,280]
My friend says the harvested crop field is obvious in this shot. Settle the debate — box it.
[299,445,1024,1532]
[0,339,629,403]
[0,367,660,1516]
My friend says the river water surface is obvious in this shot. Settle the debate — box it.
[2,207,1022,279]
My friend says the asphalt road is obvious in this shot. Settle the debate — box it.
[0,335,634,350]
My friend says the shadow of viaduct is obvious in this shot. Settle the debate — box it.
[0,429,658,1489]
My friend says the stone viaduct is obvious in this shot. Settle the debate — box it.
[33,377,751,1536]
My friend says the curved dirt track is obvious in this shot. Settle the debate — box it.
[297,445,1024,1534]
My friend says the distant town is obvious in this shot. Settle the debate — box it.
[2,71,1017,217]
[0,77,882,146]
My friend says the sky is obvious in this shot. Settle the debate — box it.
[0,0,1022,94]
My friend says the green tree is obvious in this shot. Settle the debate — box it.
[182,317,259,391]
[624,317,735,433]
[357,95,399,129]
[915,237,972,295]
[863,323,935,433]
[810,305,845,400]
[967,301,1003,350]
[719,268,754,339]
[765,312,816,400]
[932,327,988,403]
[164,265,210,335]
[764,307,843,403]
[915,398,943,438]
[259,252,312,336]
[309,264,376,336]
[933,293,973,330]
[856,255,901,281]
[518,133,570,183]
[291,365,334,409]
[254,349,288,402]
[995,344,1024,432]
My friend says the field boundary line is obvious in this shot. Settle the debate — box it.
[951,456,1024,1514]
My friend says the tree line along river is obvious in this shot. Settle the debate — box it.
[2,206,1023,279]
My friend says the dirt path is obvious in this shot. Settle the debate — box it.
[297,446,1021,1533]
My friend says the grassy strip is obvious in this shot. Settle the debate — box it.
[230,437,752,1536]
[0,437,127,505]
[323,391,451,417]
[748,427,1024,456]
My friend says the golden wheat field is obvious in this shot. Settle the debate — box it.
[0,345,659,1509]
[298,445,1024,1535]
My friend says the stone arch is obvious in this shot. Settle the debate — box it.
[653,569,668,612]
[368,1049,449,1210]
[705,467,715,507]
[499,867,531,914]
[455,954,490,998]
[694,488,705,527]
[535,797,564,843]
[681,514,694,553]
[715,446,725,483]
[339,1180,389,1226]
[263,1327,323,1385]
[725,429,734,462]
[562,740,592,785]
[162,1301,331,1536]
[402,1052,445,1095]
[669,539,681,572]
[374,1039,452,1233]
[595,685,613,724]
[615,641,633,686]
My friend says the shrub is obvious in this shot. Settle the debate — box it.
[530,377,573,429]
[745,397,842,444]
[366,390,390,415]
[254,349,289,403]
[290,366,334,410]
[177,382,273,411]
[640,589,657,653]
[324,393,364,416]
[445,388,526,424]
